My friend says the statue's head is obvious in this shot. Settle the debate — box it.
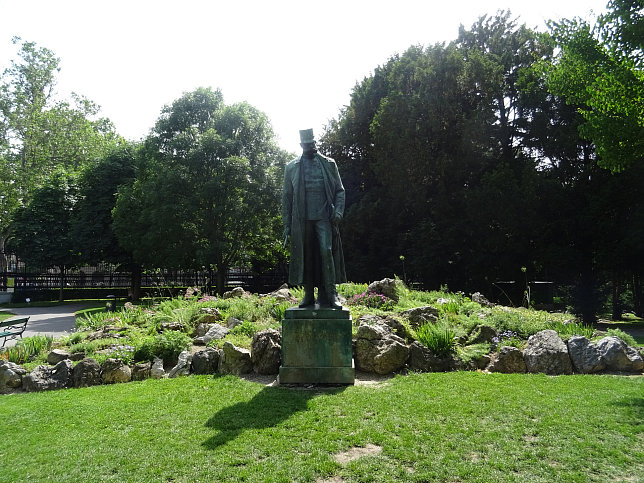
[299,128,316,154]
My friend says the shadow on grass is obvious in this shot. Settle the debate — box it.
[203,384,346,449]
[610,396,644,426]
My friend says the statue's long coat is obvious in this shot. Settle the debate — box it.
[282,152,347,285]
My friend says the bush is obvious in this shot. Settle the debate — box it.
[415,322,457,356]
[0,335,53,364]
[134,331,192,365]
[347,291,396,310]
[605,328,638,347]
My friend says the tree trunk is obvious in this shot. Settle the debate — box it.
[58,266,65,303]
[0,235,7,273]
[130,263,142,302]
[216,266,226,296]
[633,272,643,318]
[611,273,623,321]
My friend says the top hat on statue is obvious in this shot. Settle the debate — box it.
[299,129,315,144]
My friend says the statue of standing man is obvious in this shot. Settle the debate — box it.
[282,129,347,309]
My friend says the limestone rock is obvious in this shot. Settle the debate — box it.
[251,328,282,374]
[202,324,230,345]
[355,322,409,374]
[47,349,71,365]
[226,317,243,329]
[0,360,27,393]
[400,306,439,328]
[191,348,221,375]
[101,358,132,384]
[69,352,86,362]
[357,314,410,340]
[159,322,185,332]
[218,341,252,375]
[72,358,102,388]
[193,323,214,338]
[567,336,605,374]
[199,307,223,324]
[23,360,73,392]
[131,361,152,381]
[223,287,248,299]
[523,330,573,375]
[471,292,493,307]
[266,284,298,304]
[487,346,526,373]
[168,351,192,378]
[407,341,458,372]
[150,357,165,379]
[366,278,399,302]
[597,336,644,372]
[468,325,498,345]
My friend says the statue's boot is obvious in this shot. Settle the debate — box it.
[323,285,343,310]
[299,285,315,308]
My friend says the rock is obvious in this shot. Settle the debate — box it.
[355,322,409,374]
[69,352,86,362]
[487,346,526,373]
[400,306,439,328]
[159,322,185,332]
[131,361,152,381]
[218,341,252,375]
[72,358,102,388]
[251,329,282,374]
[47,349,71,365]
[0,360,27,393]
[471,292,493,307]
[23,360,73,392]
[523,330,573,375]
[467,325,498,345]
[168,351,192,378]
[357,314,410,340]
[199,307,223,322]
[266,285,298,304]
[202,324,230,345]
[408,341,458,372]
[193,323,215,338]
[473,353,492,370]
[223,287,247,299]
[191,348,221,375]
[366,278,399,302]
[597,336,644,372]
[226,317,243,329]
[101,358,132,384]
[150,357,165,379]
[567,336,605,374]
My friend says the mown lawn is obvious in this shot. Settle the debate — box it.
[0,372,641,482]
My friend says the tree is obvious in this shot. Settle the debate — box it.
[0,38,122,271]
[113,88,289,294]
[544,0,644,172]
[8,172,78,302]
[72,145,141,298]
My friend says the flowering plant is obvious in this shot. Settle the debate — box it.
[346,291,395,311]
[492,330,523,349]
[107,344,135,365]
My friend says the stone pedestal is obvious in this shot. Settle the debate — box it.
[279,306,355,384]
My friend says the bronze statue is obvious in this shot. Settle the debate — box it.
[282,129,346,309]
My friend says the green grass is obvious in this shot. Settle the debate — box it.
[0,373,641,482]
[0,311,16,322]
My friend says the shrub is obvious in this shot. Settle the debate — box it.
[605,328,638,347]
[0,335,53,364]
[229,320,258,338]
[134,331,192,365]
[547,320,594,340]
[347,291,396,311]
[457,343,491,365]
[415,322,457,356]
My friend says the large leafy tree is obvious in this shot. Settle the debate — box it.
[0,37,121,271]
[544,0,644,172]
[9,172,78,301]
[113,87,288,294]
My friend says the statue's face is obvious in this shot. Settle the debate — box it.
[301,142,316,155]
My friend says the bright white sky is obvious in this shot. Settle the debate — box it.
[0,0,607,155]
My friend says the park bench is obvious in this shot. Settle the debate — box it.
[0,316,30,347]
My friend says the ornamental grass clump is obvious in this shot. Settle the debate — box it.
[547,319,594,340]
[0,335,53,364]
[347,291,396,311]
[415,322,457,356]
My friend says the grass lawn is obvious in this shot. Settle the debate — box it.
[0,372,641,482]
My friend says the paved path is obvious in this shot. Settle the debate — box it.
[1,304,90,347]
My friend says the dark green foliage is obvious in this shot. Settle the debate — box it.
[415,322,457,356]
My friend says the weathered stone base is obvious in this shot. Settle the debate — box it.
[279,307,355,385]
